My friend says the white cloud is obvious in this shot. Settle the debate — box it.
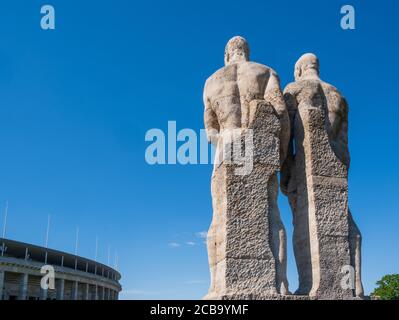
[167,231,208,249]
[195,231,207,239]
[168,242,181,248]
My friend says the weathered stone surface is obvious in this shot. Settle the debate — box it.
[203,36,290,299]
[207,293,312,300]
[202,43,365,300]
[205,104,285,299]
[281,53,364,299]
[203,37,290,162]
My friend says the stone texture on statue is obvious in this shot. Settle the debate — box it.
[281,53,364,299]
[205,101,283,300]
[203,36,290,299]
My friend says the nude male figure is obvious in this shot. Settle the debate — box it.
[203,36,290,296]
[281,53,363,297]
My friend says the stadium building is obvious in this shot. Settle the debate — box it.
[0,238,122,300]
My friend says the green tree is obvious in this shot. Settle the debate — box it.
[371,274,399,300]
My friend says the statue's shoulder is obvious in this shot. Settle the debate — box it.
[205,67,221,84]
[289,79,325,95]
[204,65,236,97]
[206,64,237,83]
[283,81,301,94]
[204,66,224,91]
[320,81,348,112]
[240,61,272,74]
[320,80,340,94]
[320,81,347,102]
[246,61,270,69]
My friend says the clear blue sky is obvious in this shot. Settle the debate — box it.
[0,0,398,299]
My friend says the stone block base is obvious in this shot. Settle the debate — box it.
[204,293,368,300]
[204,293,310,300]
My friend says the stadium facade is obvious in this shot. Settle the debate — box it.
[0,238,122,300]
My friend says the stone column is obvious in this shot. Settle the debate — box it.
[101,286,105,300]
[0,270,5,300]
[72,281,79,300]
[107,287,110,300]
[95,285,98,300]
[56,278,65,300]
[205,102,284,299]
[84,283,90,300]
[298,105,352,299]
[18,273,28,300]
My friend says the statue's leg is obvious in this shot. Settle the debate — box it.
[205,164,225,298]
[268,173,290,295]
[289,187,312,295]
[205,169,220,298]
[348,209,364,297]
[206,219,217,297]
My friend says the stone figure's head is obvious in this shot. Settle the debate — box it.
[224,36,250,66]
[294,53,320,81]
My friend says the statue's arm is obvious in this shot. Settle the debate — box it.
[203,86,220,146]
[280,84,298,195]
[264,70,290,165]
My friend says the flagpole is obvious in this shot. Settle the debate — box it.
[114,251,118,270]
[75,227,79,255]
[44,215,51,264]
[1,201,8,256]
[2,201,8,239]
[95,236,98,261]
[74,227,79,270]
[45,215,51,248]
[94,236,98,274]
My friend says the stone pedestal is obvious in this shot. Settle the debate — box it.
[296,105,354,299]
[205,101,286,299]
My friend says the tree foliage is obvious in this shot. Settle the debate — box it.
[371,274,399,300]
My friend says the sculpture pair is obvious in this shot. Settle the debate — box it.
[203,36,363,299]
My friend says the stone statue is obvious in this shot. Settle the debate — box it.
[203,36,290,299]
[281,53,364,299]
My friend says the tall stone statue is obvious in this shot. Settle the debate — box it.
[203,36,290,299]
[281,53,364,299]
